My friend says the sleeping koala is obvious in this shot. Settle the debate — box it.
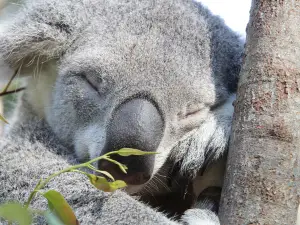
[0,0,243,224]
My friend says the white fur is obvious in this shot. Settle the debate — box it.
[193,157,226,197]
[25,62,58,118]
[74,124,106,162]
[182,209,220,225]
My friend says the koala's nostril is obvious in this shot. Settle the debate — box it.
[98,160,151,185]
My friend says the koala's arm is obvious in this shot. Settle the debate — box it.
[0,136,219,225]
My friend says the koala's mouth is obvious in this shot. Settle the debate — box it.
[98,159,152,186]
[124,184,147,195]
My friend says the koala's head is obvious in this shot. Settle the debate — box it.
[0,0,241,193]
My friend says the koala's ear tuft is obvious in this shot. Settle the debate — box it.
[0,59,14,82]
[0,0,77,76]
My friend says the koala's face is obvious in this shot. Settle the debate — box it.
[47,28,217,192]
[0,0,239,193]
[43,1,221,193]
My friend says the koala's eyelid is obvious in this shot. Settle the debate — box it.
[79,73,101,94]
[185,109,202,117]
[185,104,206,117]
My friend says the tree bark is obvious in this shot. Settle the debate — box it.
[219,0,300,224]
[0,97,3,136]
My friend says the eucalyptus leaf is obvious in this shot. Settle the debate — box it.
[88,174,127,192]
[44,211,65,225]
[0,202,32,225]
[103,157,128,174]
[116,148,158,157]
[43,190,78,225]
[96,170,115,181]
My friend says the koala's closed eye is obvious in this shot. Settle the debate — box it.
[77,71,113,95]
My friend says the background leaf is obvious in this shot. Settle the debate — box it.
[43,190,78,225]
[0,203,32,225]
[0,113,8,124]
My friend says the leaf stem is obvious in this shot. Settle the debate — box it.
[24,153,112,208]
[23,149,153,208]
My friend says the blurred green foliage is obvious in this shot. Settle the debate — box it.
[3,91,18,116]
[1,80,21,117]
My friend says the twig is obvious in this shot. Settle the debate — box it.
[0,68,26,97]
[0,87,26,97]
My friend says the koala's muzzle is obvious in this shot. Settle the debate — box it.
[98,98,164,185]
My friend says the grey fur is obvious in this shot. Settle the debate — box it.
[0,0,243,224]
[0,97,221,224]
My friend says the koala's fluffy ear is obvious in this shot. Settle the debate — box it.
[0,0,77,80]
[0,59,14,82]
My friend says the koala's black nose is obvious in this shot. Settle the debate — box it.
[98,98,164,185]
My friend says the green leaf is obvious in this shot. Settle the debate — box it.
[88,174,127,192]
[44,211,65,225]
[115,148,158,157]
[0,114,8,124]
[114,161,128,174]
[0,202,32,225]
[43,190,78,225]
[86,165,115,181]
[96,170,115,181]
[103,157,128,174]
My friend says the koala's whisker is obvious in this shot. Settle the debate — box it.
[26,56,37,68]
[36,55,43,78]
[142,185,155,197]
[147,177,162,192]
[9,2,22,6]
[33,55,42,79]
[155,173,168,178]
[152,176,171,192]
[148,179,160,192]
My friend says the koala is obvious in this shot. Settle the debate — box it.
[0,0,243,224]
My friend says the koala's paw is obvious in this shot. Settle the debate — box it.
[181,208,220,225]
[181,197,220,225]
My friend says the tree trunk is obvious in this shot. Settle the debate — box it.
[0,97,3,136]
[219,0,300,224]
